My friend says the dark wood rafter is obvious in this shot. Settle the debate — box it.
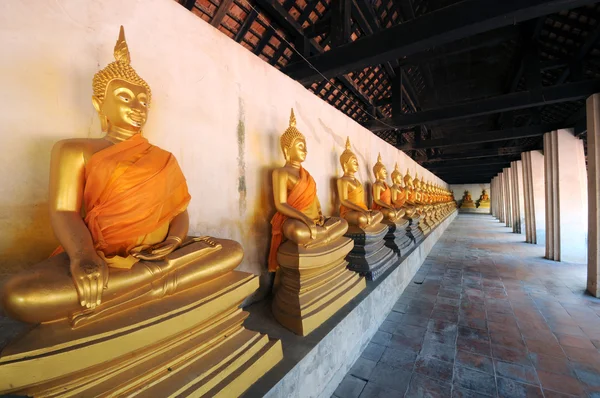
[282,0,600,84]
[211,0,235,27]
[364,79,600,131]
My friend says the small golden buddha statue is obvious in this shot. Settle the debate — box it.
[390,163,407,209]
[337,138,383,228]
[478,189,490,208]
[403,169,418,217]
[1,27,243,327]
[269,109,348,271]
[372,154,405,222]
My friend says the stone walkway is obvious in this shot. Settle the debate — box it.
[332,214,600,398]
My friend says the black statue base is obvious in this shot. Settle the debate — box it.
[344,223,397,281]
[382,219,414,257]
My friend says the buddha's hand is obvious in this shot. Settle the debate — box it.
[70,253,109,310]
[366,211,373,225]
[131,236,182,261]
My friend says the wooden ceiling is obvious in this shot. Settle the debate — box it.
[179,0,600,183]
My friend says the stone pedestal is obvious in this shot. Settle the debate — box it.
[382,219,413,256]
[272,237,366,336]
[418,211,431,235]
[344,223,397,281]
[406,215,424,243]
[522,150,546,245]
[544,128,588,263]
[0,272,283,397]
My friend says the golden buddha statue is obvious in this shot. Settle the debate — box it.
[0,26,282,396]
[337,137,383,228]
[372,154,405,222]
[390,163,407,209]
[270,112,365,335]
[269,109,348,271]
[403,169,418,217]
[478,189,490,208]
[2,26,242,327]
[460,190,476,208]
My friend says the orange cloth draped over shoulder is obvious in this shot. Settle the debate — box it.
[340,184,368,219]
[372,183,391,210]
[51,134,191,269]
[268,167,317,272]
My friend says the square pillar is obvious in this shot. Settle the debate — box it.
[503,167,513,228]
[587,94,600,296]
[522,150,546,245]
[510,161,525,234]
[498,172,505,223]
[491,177,497,218]
[543,129,588,263]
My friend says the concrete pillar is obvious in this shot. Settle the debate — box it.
[497,173,504,223]
[491,177,497,218]
[510,161,525,234]
[543,129,588,263]
[522,150,546,245]
[503,167,513,228]
[587,94,600,296]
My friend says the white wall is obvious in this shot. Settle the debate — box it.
[450,184,490,205]
[0,0,448,277]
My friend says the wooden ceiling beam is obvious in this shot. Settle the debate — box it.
[281,0,599,84]
[363,79,600,131]
[211,0,234,27]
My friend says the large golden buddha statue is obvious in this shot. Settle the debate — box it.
[372,154,405,221]
[2,27,240,326]
[460,190,476,209]
[0,27,281,396]
[478,189,490,209]
[269,112,365,335]
[337,138,383,228]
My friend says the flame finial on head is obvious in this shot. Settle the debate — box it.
[92,25,152,104]
[280,108,305,155]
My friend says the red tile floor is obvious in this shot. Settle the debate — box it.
[333,214,600,398]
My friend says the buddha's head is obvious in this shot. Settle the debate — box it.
[92,26,151,135]
[373,153,387,181]
[391,163,403,186]
[414,173,421,190]
[340,137,359,174]
[280,109,307,163]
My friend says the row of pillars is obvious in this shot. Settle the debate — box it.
[489,94,600,296]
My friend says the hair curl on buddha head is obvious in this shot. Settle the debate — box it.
[280,108,305,156]
[373,153,385,177]
[340,137,356,168]
[92,26,152,105]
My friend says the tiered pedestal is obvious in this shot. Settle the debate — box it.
[272,237,366,336]
[460,201,476,209]
[418,211,431,235]
[0,272,282,398]
[344,223,397,281]
[382,219,413,256]
[405,214,424,243]
[478,200,490,209]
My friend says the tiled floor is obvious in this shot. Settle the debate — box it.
[333,214,600,398]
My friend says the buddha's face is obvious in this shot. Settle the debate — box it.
[94,79,149,133]
[344,156,359,173]
[286,138,307,163]
[392,173,402,185]
[377,166,387,180]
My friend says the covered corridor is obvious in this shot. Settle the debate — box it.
[333,214,599,398]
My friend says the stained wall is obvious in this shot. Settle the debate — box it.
[0,0,448,277]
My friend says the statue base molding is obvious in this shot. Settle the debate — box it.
[344,223,397,281]
[272,237,366,336]
[478,201,490,208]
[382,219,413,256]
[460,201,476,209]
[405,215,424,243]
[0,271,282,398]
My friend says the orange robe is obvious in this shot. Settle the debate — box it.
[52,134,191,269]
[372,183,391,210]
[340,184,368,219]
[269,167,317,272]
